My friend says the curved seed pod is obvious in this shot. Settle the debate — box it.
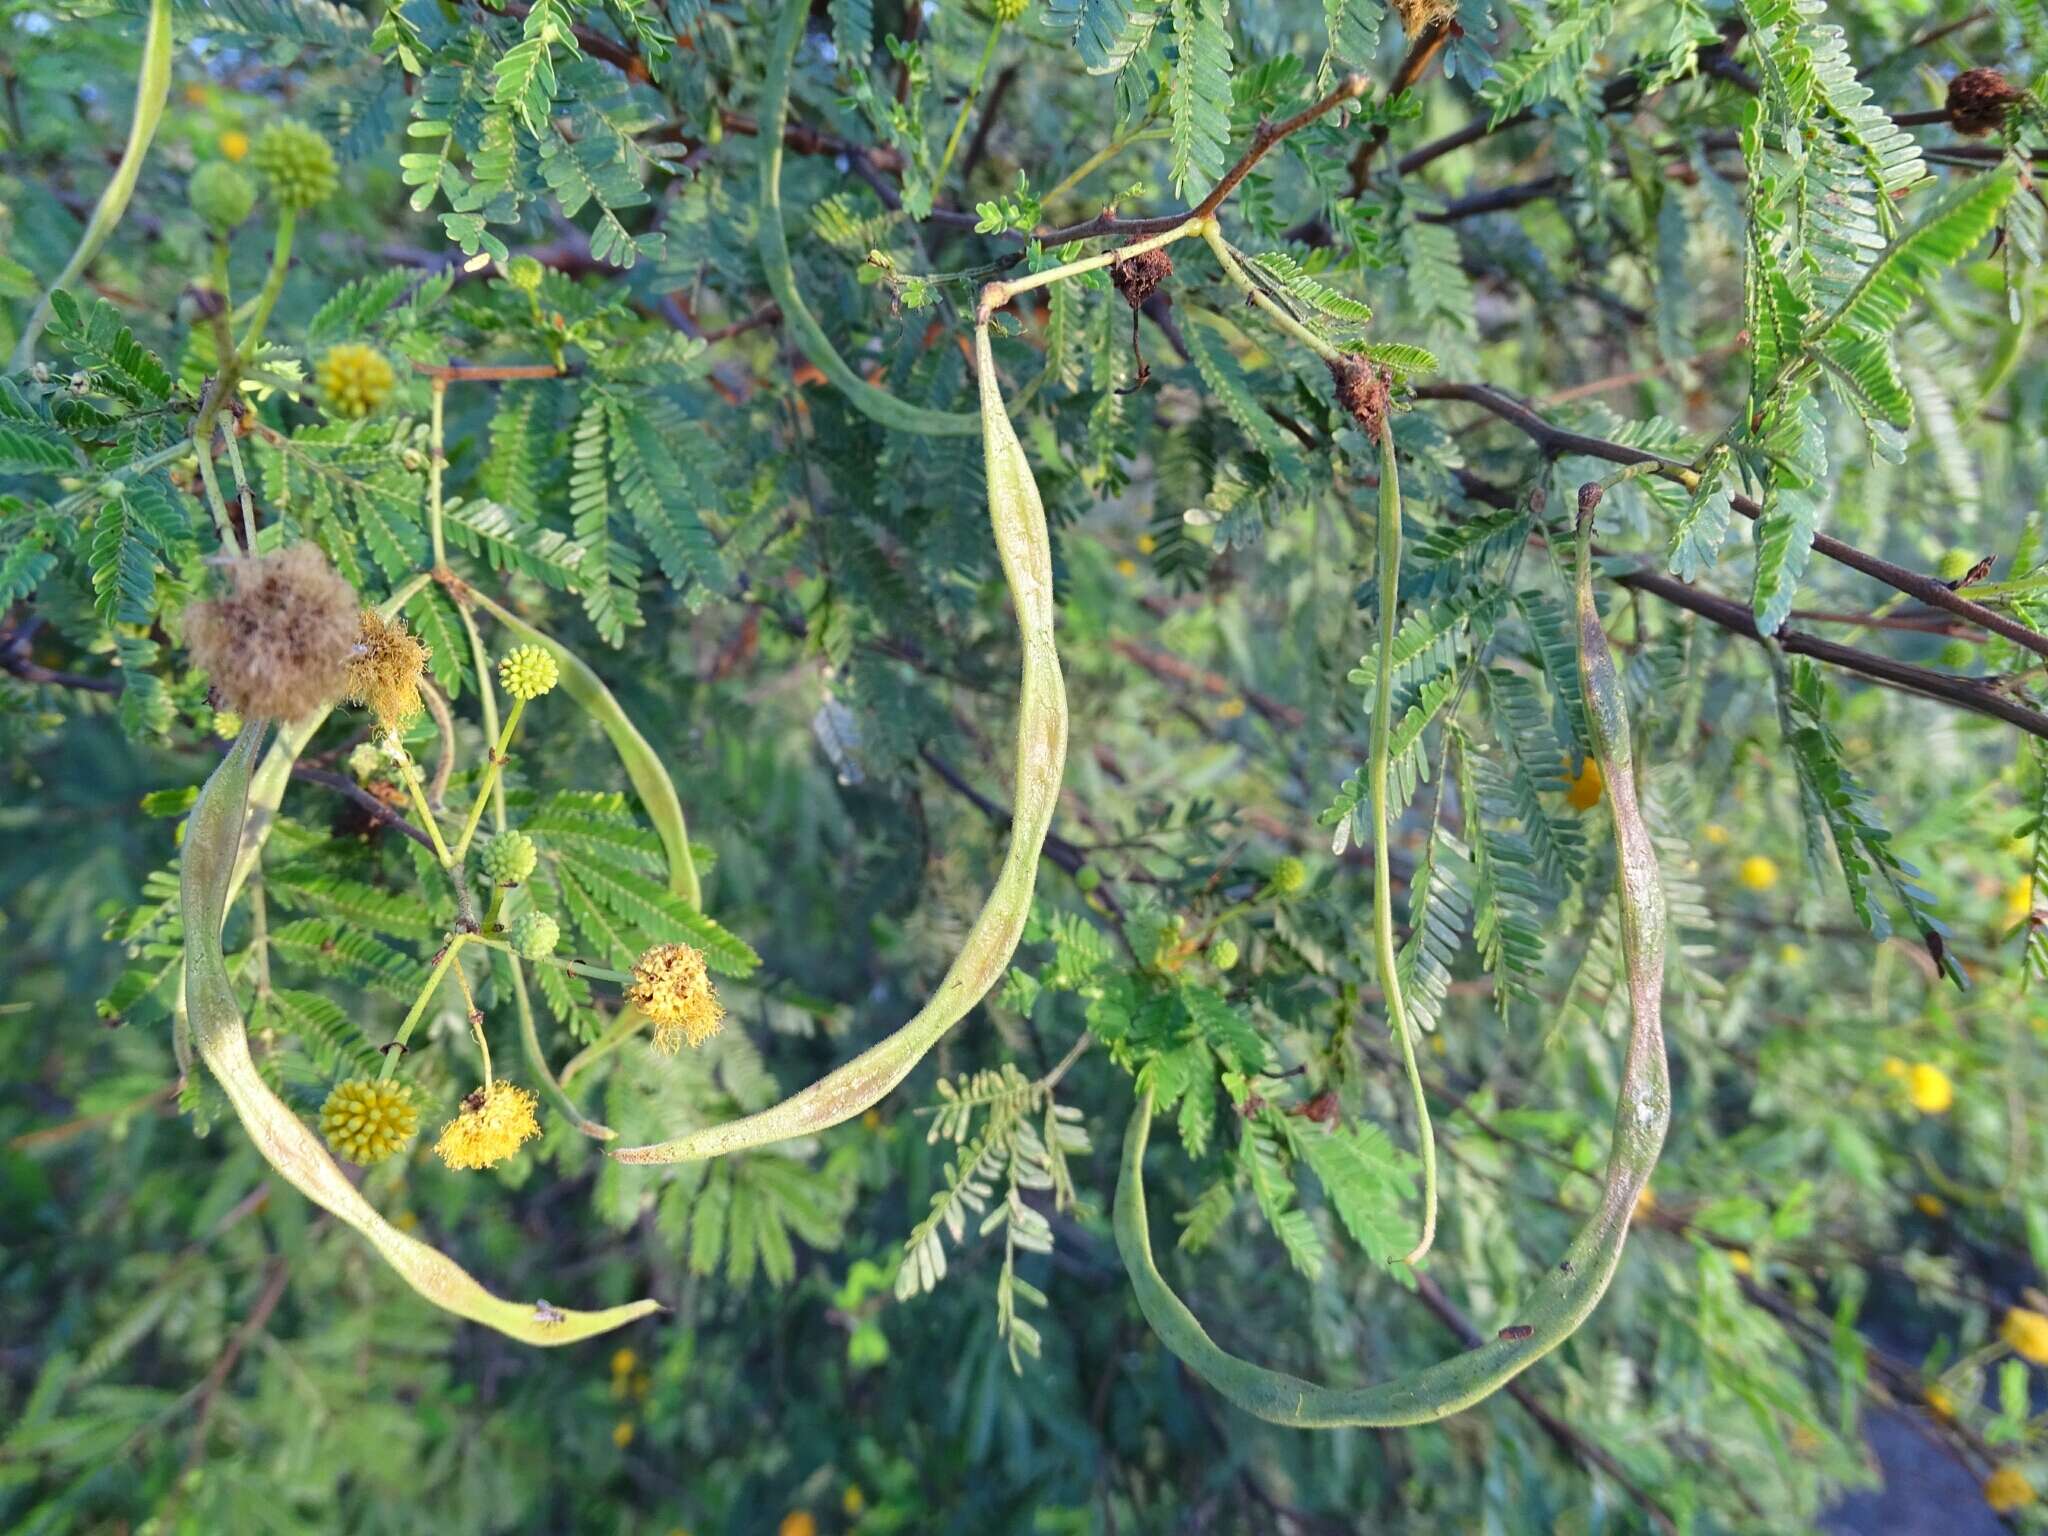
[611,324,1067,1164]
[758,0,978,438]
[1111,491,1668,1425]
[467,589,701,912]
[183,727,661,1344]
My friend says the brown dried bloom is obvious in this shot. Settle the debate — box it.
[1111,246,1174,310]
[1389,0,1457,39]
[345,607,430,731]
[184,544,357,721]
[1328,356,1391,438]
[626,941,725,1052]
[1948,68,2024,137]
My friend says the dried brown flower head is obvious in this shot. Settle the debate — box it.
[1111,247,1174,310]
[626,941,725,1052]
[345,608,430,731]
[184,544,357,721]
[1948,68,2023,136]
[1328,356,1391,437]
[1389,0,1457,39]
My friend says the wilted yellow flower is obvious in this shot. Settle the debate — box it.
[433,1081,541,1170]
[1564,756,1603,811]
[1906,1063,1954,1115]
[344,608,429,731]
[1914,1193,1946,1219]
[628,942,725,1052]
[2002,1307,2048,1366]
[1737,854,1779,892]
[318,1078,418,1165]
[186,544,358,722]
[612,1419,635,1449]
[1985,1466,2035,1513]
[219,128,250,161]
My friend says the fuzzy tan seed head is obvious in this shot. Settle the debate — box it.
[1111,246,1174,310]
[1328,356,1391,438]
[1948,68,2023,137]
[1389,0,1457,39]
[184,544,358,721]
[344,607,430,732]
[627,941,725,1052]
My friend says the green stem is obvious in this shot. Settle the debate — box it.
[981,218,1203,317]
[192,424,242,556]
[451,698,525,863]
[560,1008,649,1088]
[1368,415,1436,1266]
[9,0,172,371]
[1041,123,1167,207]
[389,738,455,867]
[1201,225,1344,364]
[456,601,510,833]
[238,206,296,359]
[934,20,1004,192]
[467,935,629,985]
[379,935,467,1079]
[427,382,449,568]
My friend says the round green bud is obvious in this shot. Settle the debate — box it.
[346,741,384,781]
[189,162,256,233]
[211,710,243,740]
[1076,865,1101,893]
[480,829,538,885]
[498,644,559,701]
[504,255,545,293]
[1936,548,1978,583]
[509,910,559,959]
[1269,856,1308,897]
[248,120,338,211]
[1937,639,1977,670]
[1210,937,1240,971]
[992,0,1028,22]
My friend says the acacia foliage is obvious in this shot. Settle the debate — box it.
[5,2,2048,1533]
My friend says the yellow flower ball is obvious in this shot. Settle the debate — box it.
[344,607,428,727]
[317,344,397,419]
[610,1348,638,1377]
[2007,876,2036,926]
[497,643,559,701]
[1985,1466,2035,1513]
[612,1419,635,1449]
[433,1081,542,1170]
[1728,1249,1753,1276]
[219,128,250,162]
[1880,1056,1909,1080]
[1136,533,1157,554]
[1737,854,1779,892]
[1115,558,1138,578]
[1564,756,1603,811]
[778,1514,817,1536]
[2002,1307,2048,1366]
[627,942,725,1052]
[1906,1063,1954,1115]
[842,1484,867,1517]
[1778,943,1805,966]
[1925,1385,1955,1420]
[318,1078,418,1165]
[1913,1193,1946,1219]
[1702,822,1731,846]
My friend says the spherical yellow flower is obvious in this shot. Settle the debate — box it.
[319,1078,419,1165]
[1633,1185,1657,1221]
[433,1081,542,1170]
[992,0,1027,23]
[1564,756,1603,811]
[344,607,429,729]
[611,1418,635,1449]
[2007,876,2036,926]
[2002,1307,2048,1366]
[317,344,397,419]
[1925,1385,1955,1420]
[1728,1249,1753,1276]
[1985,1466,2035,1513]
[1880,1056,1909,1080]
[627,942,725,1052]
[211,710,243,740]
[610,1347,638,1377]
[1778,943,1805,966]
[498,643,559,700]
[1702,823,1730,847]
[1115,558,1138,578]
[1906,1063,1954,1115]
[842,1484,867,1517]
[248,119,337,210]
[1914,1193,1946,1219]
[1737,854,1779,892]
[778,1514,817,1536]
[219,128,250,162]
[1136,533,1157,554]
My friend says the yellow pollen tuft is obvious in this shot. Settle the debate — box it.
[1985,1466,2035,1513]
[316,343,396,418]
[219,129,250,162]
[1564,756,1603,811]
[433,1081,542,1170]
[345,607,430,731]
[2002,1307,2048,1366]
[1906,1062,1954,1116]
[627,942,725,1052]
[1736,854,1779,892]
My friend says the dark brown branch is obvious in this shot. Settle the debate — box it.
[1419,381,2048,663]
[961,63,1020,183]
[290,765,437,852]
[1192,72,1370,220]
[411,361,566,383]
[1409,1272,1681,1536]
[1,651,121,693]
[1421,173,1572,223]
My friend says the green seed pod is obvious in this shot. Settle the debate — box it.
[480,829,539,885]
[189,161,256,232]
[510,910,559,959]
[498,644,560,701]
[248,120,337,210]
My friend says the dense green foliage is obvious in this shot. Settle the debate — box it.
[6,0,2048,1531]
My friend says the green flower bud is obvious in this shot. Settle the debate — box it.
[1210,937,1240,971]
[504,256,545,293]
[480,829,538,886]
[346,741,384,781]
[1269,856,1307,897]
[1076,865,1101,893]
[319,1078,418,1165]
[992,0,1028,21]
[211,710,243,740]
[189,162,256,233]
[249,120,338,211]
[1938,639,1976,670]
[509,910,559,959]
[1937,548,1978,582]
[498,644,559,701]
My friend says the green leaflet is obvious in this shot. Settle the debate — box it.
[467,587,702,913]
[1110,487,1670,1427]
[759,0,978,437]
[610,323,1067,1164]
[182,727,660,1346]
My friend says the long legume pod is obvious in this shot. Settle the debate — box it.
[611,323,1066,1163]
[1111,492,1669,1426]
[757,0,978,438]
[183,725,661,1344]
